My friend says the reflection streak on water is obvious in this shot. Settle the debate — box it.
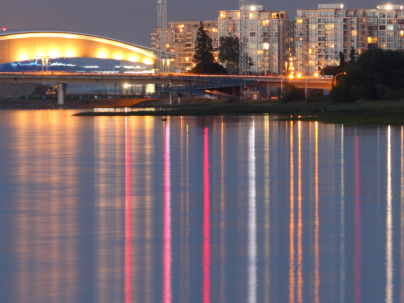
[203,127,211,303]
[355,136,361,303]
[297,121,303,303]
[340,126,346,303]
[14,111,79,303]
[145,117,154,303]
[264,116,270,303]
[221,119,226,303]
[314,122,320,303]
[386,126,393,303]
[248,120,257,303]
[163,123,172,303]
[402,126,404,303]
[125,117,132,303]
[4,113,404,303]
[289,122,295,303]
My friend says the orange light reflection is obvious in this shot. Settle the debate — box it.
[289,121,295,303]
[297,121,303,303]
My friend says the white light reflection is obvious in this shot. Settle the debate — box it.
[248,119,257,303]
[386,126,393,303]
[264,115,270,303]
[340,125,345,303]
[297,121,303,303]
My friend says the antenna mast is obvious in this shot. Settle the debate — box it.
[157,0,167,71]
[239,0,250,75]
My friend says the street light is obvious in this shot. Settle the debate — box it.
[333,72,346,86]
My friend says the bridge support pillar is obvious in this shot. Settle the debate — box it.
[169,81,173,105]
[57,83,67,105]
[178,95,181,104]
[267,82,270,99]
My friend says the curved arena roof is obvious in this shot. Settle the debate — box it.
[0,30,173,66]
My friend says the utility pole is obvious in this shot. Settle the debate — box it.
[239,0,250,75]
[157,0,167,72]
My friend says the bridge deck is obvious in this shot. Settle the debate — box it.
[0,72,331,90]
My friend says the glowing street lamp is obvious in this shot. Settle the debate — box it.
[333,72,346,86]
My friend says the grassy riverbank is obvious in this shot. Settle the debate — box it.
[74,99,404,126]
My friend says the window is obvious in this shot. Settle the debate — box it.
[367,37,378,43]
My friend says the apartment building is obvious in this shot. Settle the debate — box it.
[218,5,291,75]
[295,4,368,75]
[365,4,404,50]
[295,3,404,75]
[152,20,218,73]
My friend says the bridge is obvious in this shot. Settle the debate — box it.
[0,71,333,104]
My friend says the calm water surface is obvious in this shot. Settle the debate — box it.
[0,110,403,303]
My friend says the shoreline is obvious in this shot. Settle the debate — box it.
[73,100,404,126]
[1,98,404,126]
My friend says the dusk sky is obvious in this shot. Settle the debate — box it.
[0,0,385,46]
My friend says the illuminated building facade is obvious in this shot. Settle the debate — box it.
[152,20,219,72]
[295,4,368,75]
[0,30,175,94]
[218,5,290,75]
[365,4,404,50]
[295,3,404,75]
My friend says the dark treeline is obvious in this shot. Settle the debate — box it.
[332,48,404,102]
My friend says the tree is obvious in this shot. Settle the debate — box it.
[193,22,214,64]
[190,62,227,74]
[349,47,358,65]
[331,48,404,102]
[339,52,346,68]
[190,22,228,74]
[281,83,305,103]
[218,36,239,74]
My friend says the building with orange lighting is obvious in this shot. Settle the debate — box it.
[295,3,404,75]
[152,20,219,73]
[218,5,291,75]
[0,30,175,94]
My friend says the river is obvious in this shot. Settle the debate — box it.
[0,109,402,303]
